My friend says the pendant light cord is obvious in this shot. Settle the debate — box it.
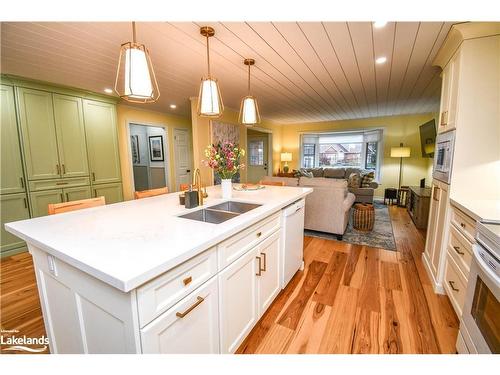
[206,35,211,77]
[132,21,137,43]
[247,64,251,94]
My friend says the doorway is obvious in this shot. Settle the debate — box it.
[129,123,170,193]
[247,128,272,184]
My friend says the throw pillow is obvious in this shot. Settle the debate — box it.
[348,173,361,188]
[298,168,313,178]
[360,171,375,188]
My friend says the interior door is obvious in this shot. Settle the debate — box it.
[1,85,26,194]
[173,128,192,190]
[247,135,268,184]
[53,94,89,178]
[17,87,61,180]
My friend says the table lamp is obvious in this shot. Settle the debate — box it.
[281,152,292,173]
[390,143,411,189]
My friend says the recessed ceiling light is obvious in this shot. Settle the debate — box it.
[104,88,113,94]
[170,104,177,109]
[376,56,387,64]
[373,21,388,28]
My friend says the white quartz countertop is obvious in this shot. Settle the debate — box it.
[450,196,500,223]
[5,185,312,292]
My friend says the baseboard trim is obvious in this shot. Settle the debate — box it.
[1,246,28,259]
[421,252,445,294]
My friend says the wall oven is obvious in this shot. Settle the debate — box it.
[433,130,456,184]
[459,222,499,354]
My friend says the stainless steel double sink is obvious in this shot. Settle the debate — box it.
[178,201,261,224]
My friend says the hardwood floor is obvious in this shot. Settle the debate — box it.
[237,206,459,354]
[0,251,47,354]
[0,206,458,354]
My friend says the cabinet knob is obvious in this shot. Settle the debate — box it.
[256,231,262,237]
[183,276,192,286]
[460,222,466,228]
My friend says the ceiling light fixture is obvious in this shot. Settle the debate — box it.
[376,56,387,64]
[170,104,177,109]
[114,21,160,103]
[239,58,261,126]
[373,21,388,28]
[104,88,113,94]
[197,26,223,118]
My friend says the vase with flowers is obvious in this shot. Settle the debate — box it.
[203,142,245,199]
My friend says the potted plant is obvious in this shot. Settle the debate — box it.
[203,142,245,199]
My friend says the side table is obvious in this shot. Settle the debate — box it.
[384,188,398,205]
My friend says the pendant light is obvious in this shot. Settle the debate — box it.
[114,22,160,103]
[197,26,224,117]
[239,58,261,126]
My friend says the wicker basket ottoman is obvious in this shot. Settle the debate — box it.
[353,203,375,231]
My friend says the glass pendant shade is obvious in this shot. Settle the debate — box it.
[115,23,160,103]
[239,96,261,126]
[197,77,224,117]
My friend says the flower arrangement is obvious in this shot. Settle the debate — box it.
[203,141,246,180]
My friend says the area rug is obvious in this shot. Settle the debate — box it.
[304,201,397,251]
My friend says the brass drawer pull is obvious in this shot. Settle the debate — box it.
[65,193,69,201]
[257,231,262,238]
[175,296,204,318]
[62,164,66,174]
[56,164,61,175]
[260,252,267,272]
[60,193,64,202]
[433,186,440,201]
[453,246,465,255]
[23,197,27,208]
[56,182,69,185]
[20,177,24,188]
[448,280,459,292]
[183,276,192,286]
[256,256,262,276]
[92,172,96,182]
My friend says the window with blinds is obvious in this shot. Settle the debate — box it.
[300,129,383,178]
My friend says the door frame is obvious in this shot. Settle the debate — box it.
[125,121,171,194]
[246,126,273,178]
[173,127,193,191]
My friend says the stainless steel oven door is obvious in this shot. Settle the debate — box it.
[462,243,500,353]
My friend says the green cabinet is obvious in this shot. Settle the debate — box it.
[83,100,121,184]
[64,186,91,202]
[17,88,90,181]
[30,190,64,217]
[30,186,93,217]
[92,183,123,204]
[53,94,89,178]
[17,87,60,180]
[1,85,25,194]
[1,193,30,253]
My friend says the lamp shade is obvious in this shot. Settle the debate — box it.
[281,152,292,162]
[239,96,261,126]
[390,146,411,158]
[197,77,224,117]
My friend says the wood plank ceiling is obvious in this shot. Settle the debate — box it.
[0,22,453,124]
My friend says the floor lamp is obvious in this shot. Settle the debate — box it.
[390,143,411,189]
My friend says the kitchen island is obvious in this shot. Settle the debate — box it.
[5,184,312,354]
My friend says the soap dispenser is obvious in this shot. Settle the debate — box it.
[184,185,199,209]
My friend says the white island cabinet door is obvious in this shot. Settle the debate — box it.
[257,231,281,315]
[140,276,219,354]
[218,246,259,354]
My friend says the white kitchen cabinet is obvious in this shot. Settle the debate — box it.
[438,50,461,134]
[257,231,281,314]
[423,179,450,291]
[140,276,219,354]
[218,246,259,354]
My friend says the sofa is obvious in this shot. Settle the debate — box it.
[262,175,355,239]
[302,167,378,203]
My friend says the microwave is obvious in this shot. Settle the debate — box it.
[433,130,456,184]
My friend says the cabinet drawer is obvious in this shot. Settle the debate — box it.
[448,224,473,277]
[140,276,219,354]
[137,247,217,327]
[28,177,90,191]
[451,207,476,243]
[444,251,468,317]
[218,212,280,270]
